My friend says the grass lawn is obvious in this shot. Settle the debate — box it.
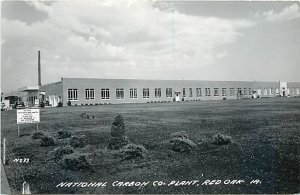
[1,98,300,194]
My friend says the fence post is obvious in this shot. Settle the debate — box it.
[22,181,31,194]
[3,138,6,164]
[18,124,20,137]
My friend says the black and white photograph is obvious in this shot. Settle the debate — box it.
[1,0,300,194]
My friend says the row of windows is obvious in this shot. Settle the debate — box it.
[68,87,300,100]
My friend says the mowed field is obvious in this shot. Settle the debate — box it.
[1,98,300,194]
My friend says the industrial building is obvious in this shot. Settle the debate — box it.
[37,78,300,107]
[2,51,300,108]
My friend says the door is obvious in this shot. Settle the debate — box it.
[175,92,180,102]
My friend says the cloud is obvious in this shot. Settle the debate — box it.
[262,3,300,22]
[2,1,254,91]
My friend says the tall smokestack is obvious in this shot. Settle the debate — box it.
[38,51,41,86]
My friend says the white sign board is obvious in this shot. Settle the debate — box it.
[17,109,40,124]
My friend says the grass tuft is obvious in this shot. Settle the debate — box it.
[118,144,147,160]
[40,135,55,146]
[50,146,74,161]
[169,137,196,152]
[57,130,72,139]
[212,133,233,145]
[69,136,84,148]
[59,153,90,170]
[31,131,45,140]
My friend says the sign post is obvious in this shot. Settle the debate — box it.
[17,109,40,137]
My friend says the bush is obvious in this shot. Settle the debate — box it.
[170,131,189,139]
[40,135,55,146]
[111,114,125,138]
[212,133,232,145]
[57,102,63,107]
[51,146,74,161]
[67,101,71,106]
[170,137,196,152]
[69,136,84,148]
[60,153,90,170]
[119,144,147,160]
[58,130,72,139]
[31,131,45,139]
[108,136,129,150]
[39,102,45,108]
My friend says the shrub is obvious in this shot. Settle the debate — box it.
[67,101,71,106]
[40,135,55,146]
[111,114,125,138]
[51,146,74,161]
[70,136,84,148]
[39,102,45,108]
[170,131,189,139]
[57,102,63,107]
[60,153,90,170]
[108,136,129,150]
[58,130,72,139]
[170,137,196,152]
[119,144,147,160]
[31,131,45,139]
[212,133,232,145]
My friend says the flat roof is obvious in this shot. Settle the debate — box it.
[18,86,39,92]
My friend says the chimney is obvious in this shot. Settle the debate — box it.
[38,51,41,86]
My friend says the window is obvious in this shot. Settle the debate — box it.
[166,88,172,97]
[244,88,247,95]
[116,88,124,99]
[196,88,202,97]
[155,88,161,98]
[222,88,227,96]
[230,88,234,96]
[292,88,295,94]
[205,88,211,96]
[189,88,193,97]
[130,88,137,99]
[85,89,95,100]
[143,88,149,98]
[101,89,110,99]
[264,88,267,95]
[249,88,252,95]
[183,88,186,97]
[270,88,273,95]
[276,88,279,94]
[297,88,300,95]
[257,89,262,96]
[237,88,242,95]
[214,88,219,96]
[68,89,78,100]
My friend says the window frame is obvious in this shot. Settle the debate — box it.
[68,89,78,101]
[85,89,95,100]
[101,88,110,100]
[116,88,124,100]
[214,88,219,96]
[143,88,150,99]
[222,88,227,96]
[166,88,172,98]
[155,88,161,98]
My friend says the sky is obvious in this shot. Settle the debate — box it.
[1,0,300,93]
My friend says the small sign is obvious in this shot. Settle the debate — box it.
[17,109,40,124]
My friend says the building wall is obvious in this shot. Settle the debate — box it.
[40,81,63,106]
[287,82,300,97]
[58,78,294,105]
